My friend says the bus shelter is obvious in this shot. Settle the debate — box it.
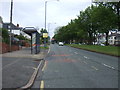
[22,27,40,54]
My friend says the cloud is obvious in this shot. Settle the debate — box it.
[1,0,91,37]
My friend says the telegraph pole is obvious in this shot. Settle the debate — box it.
[9,0,13,52]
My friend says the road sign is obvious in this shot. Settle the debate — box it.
[43,33,48,38]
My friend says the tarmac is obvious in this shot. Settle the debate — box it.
[1,47,49,89]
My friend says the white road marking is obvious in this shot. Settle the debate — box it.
[83,61,87,64]
[91,66,98,70]
[84,56,89,59]
[74,52,78,54]
[48,46,51,54]
[102,63,115,69]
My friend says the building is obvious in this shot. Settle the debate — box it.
[3,23,22,35]
[96,33,106,45]
[108,32,120,46]
[0,16,3,41]
[0,16,3,28]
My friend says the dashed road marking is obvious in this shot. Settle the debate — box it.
[83,61,87,64]
[84,56,89,59]
[74,52,78,54]
[102,63,115,70]
[91,66,98,70]
[48,46,51,54]
[40,80,44,90]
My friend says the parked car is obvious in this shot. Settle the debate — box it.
[51,42,54,44]
[100,43,105,46]
[58,42,64,46]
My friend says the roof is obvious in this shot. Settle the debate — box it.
[109,33,120,37]
[3,23,22,30]
[12,37,20,41]
[22,27,38,36]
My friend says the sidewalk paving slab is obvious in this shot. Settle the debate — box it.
[1,47,48,89]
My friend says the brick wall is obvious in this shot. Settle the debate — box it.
[0,42,20,54]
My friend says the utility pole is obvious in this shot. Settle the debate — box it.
[9,0,13,52]
[45,1,47,30]
[44,0,59,47]
[44,1,47,47]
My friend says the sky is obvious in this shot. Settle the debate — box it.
[1,0,92,38]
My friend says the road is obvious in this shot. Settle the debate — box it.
[33,44,118,89]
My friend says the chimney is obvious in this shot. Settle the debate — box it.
[17,24,19,27]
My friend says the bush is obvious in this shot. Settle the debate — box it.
[0,28,9,44]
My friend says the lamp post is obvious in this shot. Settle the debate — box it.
[44,0,59,31]
[44,0,59,47]
[9,0,13,52]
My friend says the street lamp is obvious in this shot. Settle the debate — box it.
[44,0,59,30]
[44,0,59,47]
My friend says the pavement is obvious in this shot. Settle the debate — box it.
[1,47,49,89]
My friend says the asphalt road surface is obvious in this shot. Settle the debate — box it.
[33,44,118,89]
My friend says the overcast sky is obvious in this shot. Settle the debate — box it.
[1,0,92,37]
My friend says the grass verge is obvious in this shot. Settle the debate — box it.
[67,44,120,57]
[40,46,49,49]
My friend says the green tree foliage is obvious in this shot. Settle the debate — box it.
[54,3,118,45]
[92,3,117,45]
[15,35,27,40]
[0,28,9,44]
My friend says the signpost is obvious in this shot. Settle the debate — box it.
[43,33,48,47]
[43,33,48,38]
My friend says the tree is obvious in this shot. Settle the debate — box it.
[15,35,27,40]
[54,3,118,45]
[92,3,117,45]
[1,28,9,44]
